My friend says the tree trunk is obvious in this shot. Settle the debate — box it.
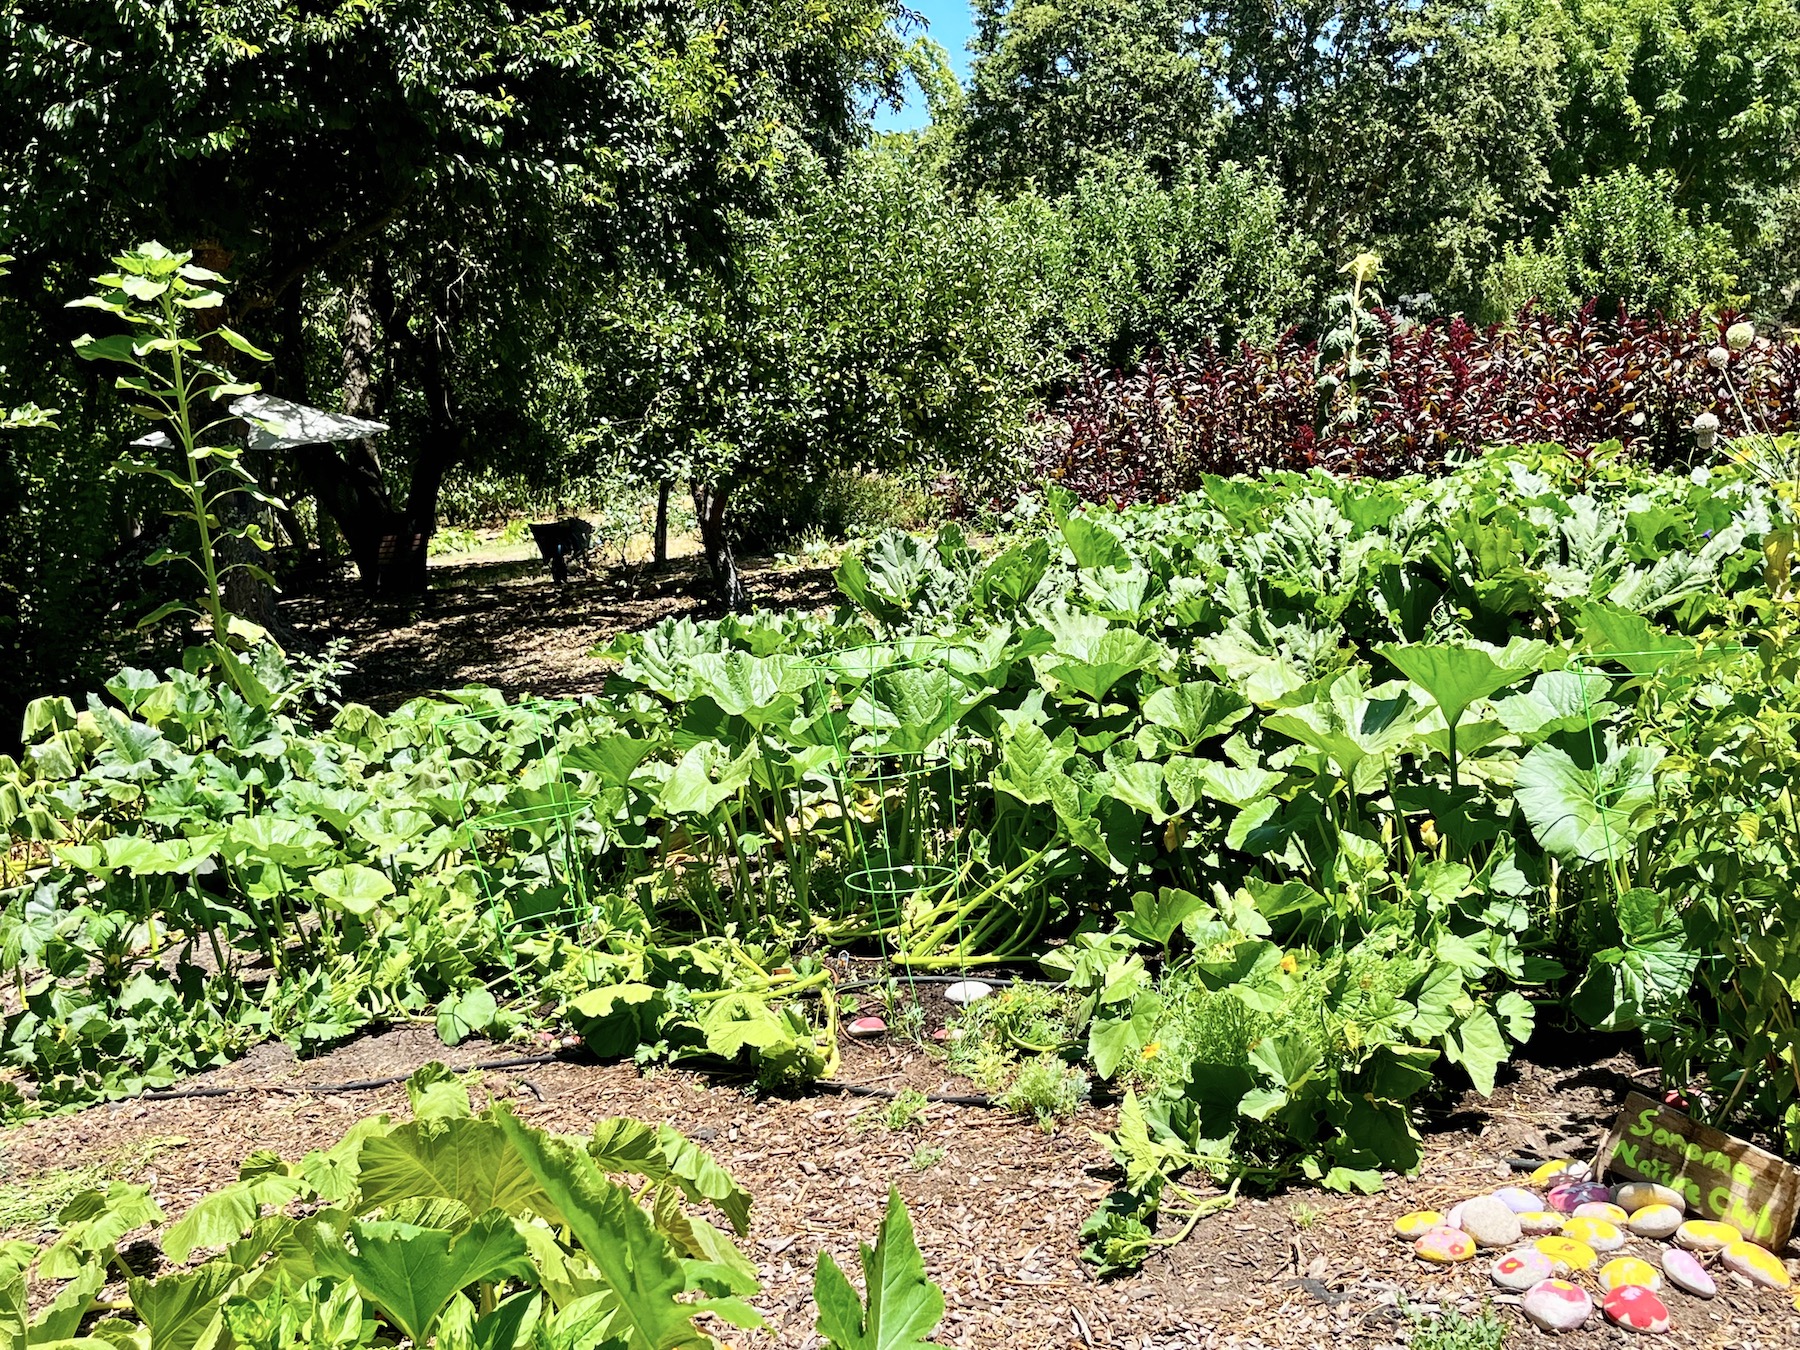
[653,479,672,570]
[690,479,744,609]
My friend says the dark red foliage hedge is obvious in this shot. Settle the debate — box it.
[1036,306,1800,505]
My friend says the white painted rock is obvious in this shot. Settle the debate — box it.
[1493,1186,1544,1213]
[1628,1203,1683,1240]
[1660,1247,1716,1298]
[1720,1239,1792,1290]
[1460,1195,1523,1248]
[1614,1181,1685,1215]
[1491,1246,1553,1291]
[847,1015,887,1038]
[1522,1278,1594,1332]
[942,979,993,1006]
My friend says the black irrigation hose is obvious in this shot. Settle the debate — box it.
[135,1053,564,1101]
[831,973,1052,994]
[813,1080,998,1108]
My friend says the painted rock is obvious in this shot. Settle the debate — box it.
[1530,1158,1589,1186]
[1460,1195,1523,1248]
[1563,1217,1626,1252]
[1660,1247,1716,1298]
[1522,1278,1594,1332]
[1720,1239,1792,1290]
[1445,1201,1466,1231]
[1493,1186,1544,1213]
[1615,1181,1686,1215]
[1602,1284,1671,1334]
[1517,1209,1564,1236]
[1491,1247,1554,1291]
[1628,1204,1683,1240]
[1674,1219,1741,1252]
[1599,1256,1663,1293]
[847,1015,887,1038]
[942,979,993,1006]
[1534,1236,1599,1274]
[1416,1227,1477,1264]
[1548,1182,1610,1213]
[1574,1201,1630,1225]
[1394,1210,1443,1240]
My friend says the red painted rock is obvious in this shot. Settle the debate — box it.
[847,1015,887,1038]
[1602,1284,1671,1334]
[1522,1278,1594,1331]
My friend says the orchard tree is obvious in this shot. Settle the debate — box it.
[0,0,915,592]
[591,145,1046,606]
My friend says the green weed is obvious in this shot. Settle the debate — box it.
[1406,1304,1507,1350]
[0,1135,185,1232]
[999,1055,1089,1128]
[908,1145,947,1171]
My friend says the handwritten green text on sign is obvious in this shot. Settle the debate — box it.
[1597,1091,1800,1248]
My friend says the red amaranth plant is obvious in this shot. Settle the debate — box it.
[1036,305,1800,505]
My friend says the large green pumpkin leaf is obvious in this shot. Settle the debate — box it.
[1515,740,1665,863]
[311,1209,531,1346]
[492,1109,712,1350]
[813,1188,943,1350]
[126,1264,243,1350]
[355,1118,548,1219]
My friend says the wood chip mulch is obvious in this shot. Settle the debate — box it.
[3,1026,1798,1349]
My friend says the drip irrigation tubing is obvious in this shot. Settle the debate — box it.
[812,1080,997,1108]
[135,1053,565,1101]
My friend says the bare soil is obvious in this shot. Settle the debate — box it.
[282,548,839,710]
[2,1020,1796,1350]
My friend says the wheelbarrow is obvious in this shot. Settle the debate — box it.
[529,518,595,583]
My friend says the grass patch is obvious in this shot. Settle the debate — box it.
[0,1136,186,1232]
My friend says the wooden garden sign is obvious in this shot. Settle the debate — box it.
[1596,1091,1800,1249]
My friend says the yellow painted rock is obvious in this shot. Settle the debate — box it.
[1534,1235,1599,1273]
[1517,1209,1564,1237]
[1416,1227,1477,1264]
[1394,1211,1444,1239]
[1675,1219,1741,1252]
[1563,1217,1626,1252]
[1530,1158,1583,1186]
[1721,1239,1792,1290]
[1599,1256,1663,1293]
[1573,1201,1630,1225]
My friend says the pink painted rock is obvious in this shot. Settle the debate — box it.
[1491,1246,1553,1291]
[847,1015,887,1038]
[1548,1182,1610,1213]
[1522,1278,1594,1332]
[1660,1247,1715,1298]
[1602,1284,1671,1334]
[1720,1239,1792,1290]
[1415,1227,1477,1264]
